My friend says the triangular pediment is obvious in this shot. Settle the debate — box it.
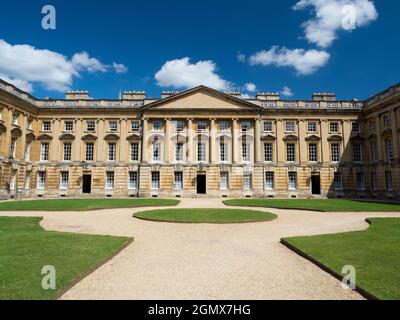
[143,86,261,111]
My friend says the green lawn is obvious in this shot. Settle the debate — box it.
[224,199,400,212]
[0,198,180,211]
[283,218,400,300]
[134,208,277,223]
[0,217,131,300]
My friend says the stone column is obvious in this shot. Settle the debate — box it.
[391,109,399,160]
[254,118,262,164]
[210,119,217,163]
[142,119,148,163]
[276,119,285,164]
[187,119,194,164]
[232,119,239,164]
[74,119,82,162]
[299,120,307,164]
[375,117,383,162]
[165,118,171,164]
[320,120,329,163]
[97,119,105,162]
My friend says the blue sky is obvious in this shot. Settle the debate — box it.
[0,0,398,100]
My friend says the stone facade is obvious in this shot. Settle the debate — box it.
[0,79,399,199]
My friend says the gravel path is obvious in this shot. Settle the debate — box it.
[2,198,400,300]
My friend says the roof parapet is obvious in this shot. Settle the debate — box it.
[312,92,336,101]
[256,92,280,101]
[65,90,90,100]
[123,91,146,100]
[161,91,180,99]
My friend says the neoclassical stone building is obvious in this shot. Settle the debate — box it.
[0,79,399,199]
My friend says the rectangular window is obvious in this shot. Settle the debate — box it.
[371,172,377,191]
[64,121,74,132]
[109,120,118,132]
[10,137,17,158]
[42,121,51,132]
[37,171,46,190]
[307,122,317,132]
[129,171,138,190]
[220,143,227,162]
[386,139,393,160]
[175,121,185,132]
[287,143,295,162]
[108,143,116,161]
[25,172,31,190]
[288,172,297,190]
[356,172,365,191]
[219,121,230,132]
[12,113,19,125]
[265,172,274,190]
[220,172,229,190]
[85,142,94,161]
[386,171,393,191]
[27,119,33,130]
[106,171,114,190]
[40,143,49,161]
[242,143,250,162]
[63,142,72,161]
[131,121,140,132]
[369,120,376,133]
[9,170,16,190]
[60,171,69,190]
[370,143,377,162]
[263,121,273,132]
[25,142,31,161]
[308,143,318,162]
[86,120,95,132]
[153,121,161,131]
[334,172,342,190]
[241,121,251,132]
[383,114,391,128]
[174,172,183,190]
[151,172,160,190]
[329,122,339,133]
[285,121,295,133]
[264,143,273,162]
[197,143,206,162]
[331,143,340,163]
[353,143,362,162]
[352,122,361,134]
[243,174,252,190]
[130,143,139,161]
[153,143,161,162]
[197,122,207,132]
[175,143,184,162]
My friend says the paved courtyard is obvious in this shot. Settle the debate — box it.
[2,198,400,300]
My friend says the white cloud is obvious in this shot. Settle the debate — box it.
[237,53,246,62]
[155,57,232,91]
[0,39,123,93]
[249,46,330,75]
[281,86,294,97]
[244,82,257,92]
[113,62,128,74]
[293,0,378,48]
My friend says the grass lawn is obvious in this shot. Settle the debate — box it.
[283,218,400,300]
[134,208,277,223]
[224,199,400,212]
[0,217,131,300]
[0,198,180,211]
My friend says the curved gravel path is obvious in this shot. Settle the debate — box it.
[1,198,400,300]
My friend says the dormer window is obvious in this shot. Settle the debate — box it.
[86,120,95,132]
[285,121,295,133]
[109,120,118,132]
[42,121,51,132]
[131,121,140,132]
